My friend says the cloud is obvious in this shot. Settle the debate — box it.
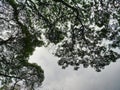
[29,47,120,90]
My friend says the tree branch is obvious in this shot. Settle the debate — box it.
[0,73,21,79]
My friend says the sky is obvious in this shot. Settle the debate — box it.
[29,47,120,90]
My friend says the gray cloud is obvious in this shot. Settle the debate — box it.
[29,47,120,90]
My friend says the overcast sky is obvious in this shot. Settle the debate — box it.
[29,47,120,90]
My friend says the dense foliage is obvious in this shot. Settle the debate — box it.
[0,0,120,89]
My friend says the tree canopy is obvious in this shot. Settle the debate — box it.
[0,0,120,89]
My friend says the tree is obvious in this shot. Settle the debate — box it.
[54,0,120,72]
[0,26,44,89]
[0,0,120,89]
[0,0,44,89]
